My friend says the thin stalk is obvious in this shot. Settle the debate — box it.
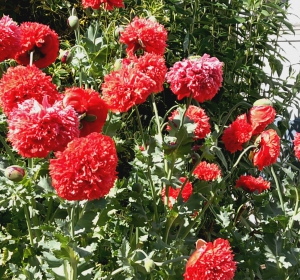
[287,187,299,230]
[30,198,41,241]
[24,205,34,246]
[135,106,159,223]
[70,203,77,239]
[180,192,215,240]
[0,134,16,164]
[271,166,285,212]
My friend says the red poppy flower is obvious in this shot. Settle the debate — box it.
[120,17,167,56]
[49,132,118,201]
[0,65,60,116]
[184,238,236,280]
[222,114,253,153]
[0,15,21,62]
[101,63,155,112]
[166,54,223,102]
[236,175,270,193]
[248,105,276,135]
[125,53,167,94]
[252,129,280,170]
[63,87,108,137]
[293,132,300,160]
[168,105,211,140]
[8,97,79,158]
[161,177,193,208]
[193,161,221,181]
[82,0,124,10]
[15,22,59,68]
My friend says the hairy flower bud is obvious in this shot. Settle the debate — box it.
[4,165,25,182]
[61,50,73,64]
[67,15,79,30]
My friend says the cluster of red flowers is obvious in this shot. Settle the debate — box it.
[236,175,270,193]
[0,16,20,62]
[101,18,168,112]
[193,161,222,181]
[166,54,223,102]
[49,132,118,200]
[81,0,124,10]
[168,105,211,140]
[63,87,108,137]
[184,238,236,280]
[222,100,279,172]
[161,177,193,208]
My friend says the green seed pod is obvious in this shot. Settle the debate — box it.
[67,15,79,30]
[4,165,25,182]
[253,98,273,107]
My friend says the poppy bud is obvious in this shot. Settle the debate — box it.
[114,26,124,38]
[67,15,79,30]
[253,98,273,107]
[113,59,122,71]
[132,183,143,193]
[144,258,155,273]
[4,165,25,182]
[61,51,73,64]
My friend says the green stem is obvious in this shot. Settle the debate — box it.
[0,134,16,164]
[158,256,189,266]
[151,94,163,141]
[288,187,299,230]
[271,166,285,212]
[30,198,41,241]
[24,205,34,246]
[70,203,77,239]
[134,105,146,147]
[180,192,215,240]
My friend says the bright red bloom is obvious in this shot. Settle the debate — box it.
[120,17,167,56]
[15,22,59,68]
[63,87,108,137]
[0,15,21,62]
[222,114,253,153]
[184,238,236,280]
[101,64,155,112]
[293,132,300,160]
[193,161,221,181]
[0,65,60,116]
[168,105,210,140]
[161,177,193,208]
[126,53,167,94]
[236,175,270,193]
[252,129,280,170]
[248,105,276,135]
[82,0,124,10]
[49,132,118,201]
[166,54,223,102]
[8,98,79,158]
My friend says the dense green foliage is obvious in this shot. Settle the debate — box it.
[0,0,299,279]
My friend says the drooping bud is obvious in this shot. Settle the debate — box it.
[67,15,79,30]
[4,165,25,182]
[61,50,73,64]
[253,98,273,107]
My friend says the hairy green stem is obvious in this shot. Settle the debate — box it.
[271,166,285,212]
[288,187,299,230]
[24,205,34,246]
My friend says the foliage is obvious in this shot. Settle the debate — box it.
[0,0,299,279]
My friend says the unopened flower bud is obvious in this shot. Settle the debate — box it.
[144,258,155,273]
[67,15,79,30]
[132,183,143,193]
[61,51,73,64]
[4,165,25,182]
[253,98,273,107]
[114,26,124,38]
